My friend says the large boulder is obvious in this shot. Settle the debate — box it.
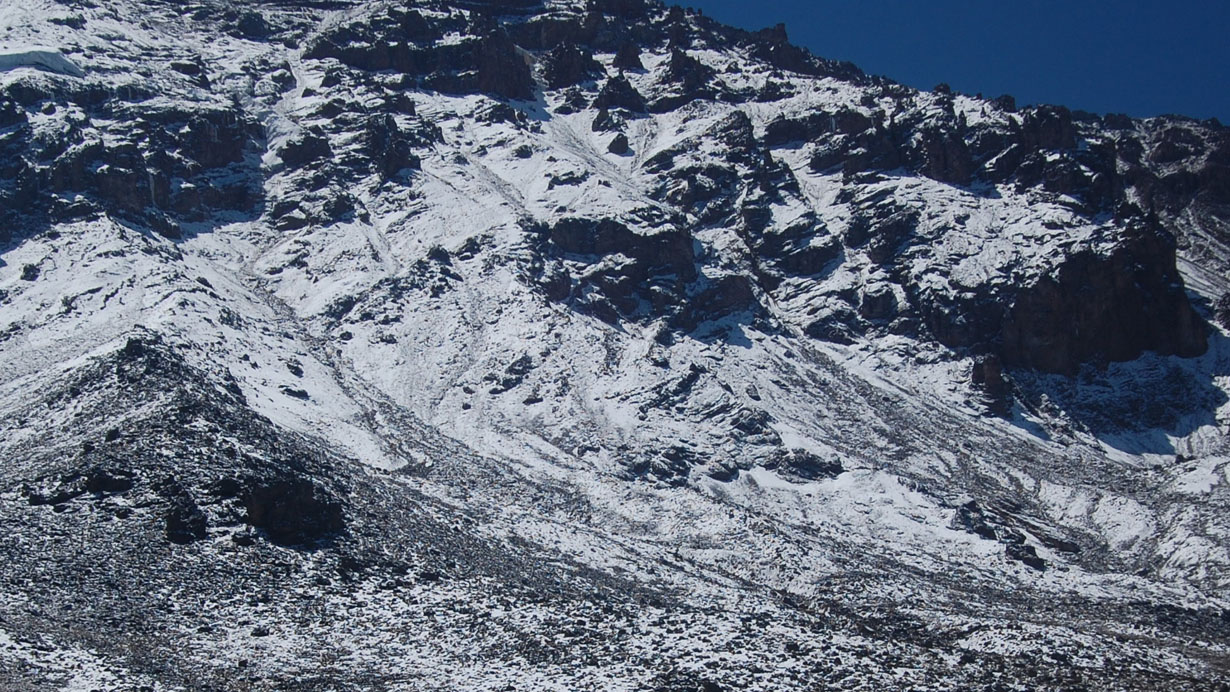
[243,478,345,546]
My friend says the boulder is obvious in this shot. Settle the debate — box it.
[607,133,630,155]
[1019,105,1077,151]
[970,354,1009,400]
[243,477,345,546]
[235,11,270,39]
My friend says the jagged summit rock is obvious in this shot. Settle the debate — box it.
[1,0,1229,689]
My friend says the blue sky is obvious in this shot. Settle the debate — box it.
[682,0,1229,122]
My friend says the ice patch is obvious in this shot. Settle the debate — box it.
[0,47,85,77]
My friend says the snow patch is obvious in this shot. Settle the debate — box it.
[0,47,85,77]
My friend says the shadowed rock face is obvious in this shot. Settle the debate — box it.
[0,95,258,238]
[534,217,699,322]
[476,30,534,100]
[999,227,1207,374]
[242,478,345,546]
[904,220,1208,375]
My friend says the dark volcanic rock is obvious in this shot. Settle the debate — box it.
[920,129,974,185]
[534,217,698,323]
[0,98,26,128]
[243,477,345,546]
[673,274,760,329]
[859,283,898,322]
[592,107,620,133]
[1,95,257,232]
[768,449,844,481]
[608,133,630,155]
[956,501,999,541]
[612,42,644,71]
[650,48,718,112]
[235,10,270,39]
[279,132,332,168]
[476,31,534,100]
[164,484,208,544]
[970,354,1009,400]
[1005,542,1047,571]
[365,114,421,179]
[541,42,603,89]
[1217,293,1230,331]
[844,202,919,264]
[999,225,1206,374]
[593,74,647,113]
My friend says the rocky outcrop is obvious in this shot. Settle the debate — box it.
[164,483,209,544]
[998,226,1206,374]
[0,97,25,127]
[593,74,646,112]
[842,200,918,265]
[365,114,421,179]
[533,217,697,323]
[0,93,258,237]
[476,31,534,100]
[279,131,332,168]
[242,477,345,546]
[540,42,603,89]
[919,129,974,185]
[612,42,645,70]
[650,48,718,112]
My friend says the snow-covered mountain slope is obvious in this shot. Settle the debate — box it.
[1,0,1229,688]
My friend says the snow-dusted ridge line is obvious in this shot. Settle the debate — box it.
[0,0,1227,688]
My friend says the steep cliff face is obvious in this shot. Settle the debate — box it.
[1,0,1229,689]
[998,224,1207,374]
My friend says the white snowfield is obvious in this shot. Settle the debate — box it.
[0,47,84,78]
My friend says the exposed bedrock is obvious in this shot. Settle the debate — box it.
[913,224,1207,375]
[997,227,1207,374]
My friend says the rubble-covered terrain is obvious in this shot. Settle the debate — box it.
[1,0,1229,688]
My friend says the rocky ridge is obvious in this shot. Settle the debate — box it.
[0,0,1229,688]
